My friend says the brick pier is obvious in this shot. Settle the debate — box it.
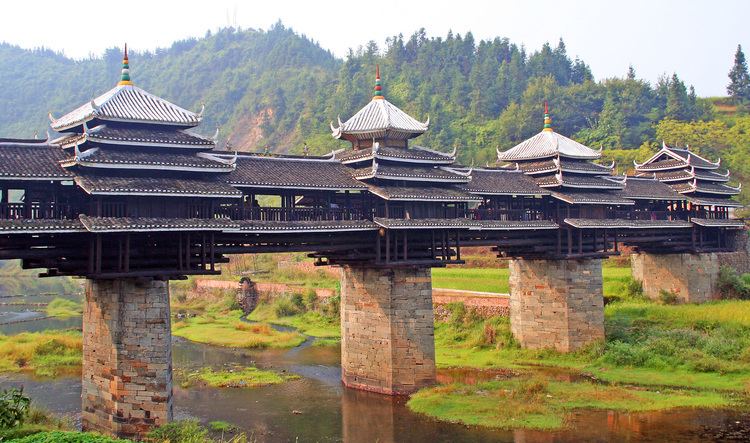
[82,278,173,439]
[509,258,604,352]
[631,253,721,303]
[340,265,436,395]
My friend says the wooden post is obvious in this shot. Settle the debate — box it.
[124,234,130,272]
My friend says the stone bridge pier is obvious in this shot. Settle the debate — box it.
[508,258,605,352]
[339,265,436,395]
[82,278,173,439]
[631,253,721,303]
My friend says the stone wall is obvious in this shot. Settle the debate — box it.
[82,279,172,439]
[340,265,435,395]
[509,259,604,352]
[432,289,510,320]
[631,253,721,303]
[717,229,750,274]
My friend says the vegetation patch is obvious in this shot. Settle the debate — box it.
[432,266,633,297]
[171,310,305,349]
[147,419,249,443]
[181,366,298,388]
[0,331,82,377]
[45,298,82,318]
[434,300,750,391]
[248,293,340,338]
[408,377,732,431]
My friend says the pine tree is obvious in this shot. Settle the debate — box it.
[727,44,750,104]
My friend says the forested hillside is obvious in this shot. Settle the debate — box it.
[0,23,747,205]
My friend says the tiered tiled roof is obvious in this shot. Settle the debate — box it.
[460,168,549,196]
[337,145,456,165]
[0,140,73,181]
[634,143,740,207]
[60,148,234,172]
[49,49,226,177]
[331,66,428,142]
[497,105,626,205]
[54,125,215,150]
[74,173,242,198]
[79,215,239,232]
[224,155,366,191]
[366,184,479,202]
[618,177,686,201]
[50,86,201,132]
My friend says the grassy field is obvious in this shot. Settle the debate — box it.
[413,299,750,430]
[433,300,750,391]
[179,366,299,388]
[172,311,305,349]
[0,331,81,377]
[45,298,82,318]
[432,266,633,296]
[248,302,340,338]
[408,376,732,431]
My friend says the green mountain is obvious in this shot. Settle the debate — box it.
[0,23,746,206]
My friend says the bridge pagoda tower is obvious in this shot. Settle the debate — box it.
[47,47,234,438]
[632,143,744,302]
[331,67,471,394]
[496,104,625,351]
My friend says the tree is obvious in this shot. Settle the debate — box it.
[727,44,750,105]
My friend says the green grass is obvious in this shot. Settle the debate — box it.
[434,301,750,392]
[182,366,298,388]
[432,268,507,293]
[6,431,132,442]
[171,310,305,349]
[431,266,633,296]
[408,377,732,431]
[45,298,82,318]
[248,303,340,338]
[0,331,82,377]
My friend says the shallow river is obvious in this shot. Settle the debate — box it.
[1,299,749,442]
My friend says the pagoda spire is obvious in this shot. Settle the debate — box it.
[543,101,553,132]
[118,44,133,86]
[373,64,383,100]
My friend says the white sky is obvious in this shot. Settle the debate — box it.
[1,0,748,96]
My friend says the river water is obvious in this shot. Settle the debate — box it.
[1,297,749,442]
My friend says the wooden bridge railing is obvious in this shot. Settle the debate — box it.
[0,202,75,220]
[215,206,368,222]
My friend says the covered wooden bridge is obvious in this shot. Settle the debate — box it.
[0,51,744,438]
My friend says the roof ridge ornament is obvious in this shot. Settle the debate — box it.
[373,64,384,100]
[542,101,553,132]
[197,104,205,118]
[212,126,220,144]
[117,43,133,86]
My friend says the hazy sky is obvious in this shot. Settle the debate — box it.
[1,0,748,96]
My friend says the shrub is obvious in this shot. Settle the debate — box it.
[718,266,750,299]
[303,289,318,311]
[623,278,645,300]
[658,290,679,305]
[6,431,128,442]
[0,388,30,429]
[321,295,340,319]
[147,419,208,443]
[290,293,305,311]
[273,298,299,317]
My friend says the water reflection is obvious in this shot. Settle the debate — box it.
[1,298,749,441]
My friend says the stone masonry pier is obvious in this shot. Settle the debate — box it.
[631,253,721,303]
[82,279,173,439]
[509,258,604,352]
[340,266,436,395]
